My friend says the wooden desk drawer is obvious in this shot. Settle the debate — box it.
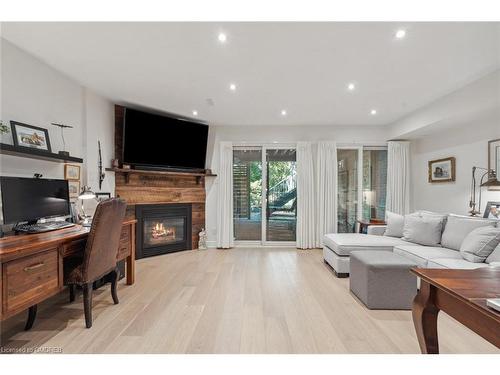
[3,248,60,315]
[117,225,131,260]
[62,238,87,257]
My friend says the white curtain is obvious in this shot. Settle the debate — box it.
[217,141,234,248]
[386,141,411,215]
[296,142,316,249]
[316,141,338,247]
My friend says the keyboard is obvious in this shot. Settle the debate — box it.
[14,221,75,234]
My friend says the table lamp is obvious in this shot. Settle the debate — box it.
[469,167,500,216]
[78,186,96,227]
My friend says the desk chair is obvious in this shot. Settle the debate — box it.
[64,198,127,328]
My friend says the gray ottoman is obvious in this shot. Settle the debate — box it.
[349,251,418,310]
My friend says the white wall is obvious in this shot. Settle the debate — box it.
[411,120,500,215]
[204,124,390,245]
[0,39,115,224]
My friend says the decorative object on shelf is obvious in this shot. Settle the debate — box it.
[78,186,97,227]
[64,164,81,180]
[98,140,105,189]
[112,158,120,168]
[95,192,111,202]
[488,139,500,191]
[51,122,73,157]
[469,166,500,216]
[198,228,207,249]
[483,201,500,220]
[68,180,81,199]
[122,164,131,170]
[428,157,455,183]
[10,121,51,152]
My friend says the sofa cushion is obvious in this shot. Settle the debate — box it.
[427,258,490,270]
[441,214,496,250]
[486,243,500,264]
[459,226,500,263]
[402,215,444,246]
[384,211,404,238]
[323,233,409,256]
[393,245,462,267]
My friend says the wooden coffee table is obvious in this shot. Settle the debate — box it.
[411,267,500,354]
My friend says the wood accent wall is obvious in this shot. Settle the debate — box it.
[114,105,205,249]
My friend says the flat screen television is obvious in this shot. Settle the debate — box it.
[122,108,209,170]
[0,177,70,224]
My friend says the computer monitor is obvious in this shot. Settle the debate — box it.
[0,177,70,224]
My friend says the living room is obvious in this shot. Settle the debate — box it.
[0,1,499,372]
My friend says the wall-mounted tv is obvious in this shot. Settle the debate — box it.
[122,107,209,171]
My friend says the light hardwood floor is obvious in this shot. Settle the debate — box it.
[1,248,498,354]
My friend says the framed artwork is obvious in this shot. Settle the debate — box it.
[10,121,51,152]
[428,157,456,183]
[64,164,81,180]
[95,192,111,202]
[488,138,500,191]
[483,201,500,220]
[68,180,81,199]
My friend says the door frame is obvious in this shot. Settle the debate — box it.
[233,142,297,247]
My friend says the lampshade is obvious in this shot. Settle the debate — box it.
[480,170,500,187]
[78,186,96,200]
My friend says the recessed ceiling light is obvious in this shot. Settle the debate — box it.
[370,109,377,115]
[281,109,287,116]
[395,29,406,39]
[218,33,227,43]
[347,83,356,91]
[229,83,237,91]
[192,110,198,116]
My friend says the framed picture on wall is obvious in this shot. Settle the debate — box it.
[68,180,81,199]
[428,157,456,183]
[483,201,500,220]
[64,164,81,180]
[488,139,500,191]
[11,121,51,152]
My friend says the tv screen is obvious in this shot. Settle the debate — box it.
[0,177,70,224]
[122,108,209,170]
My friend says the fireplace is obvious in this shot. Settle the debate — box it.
[135,203,192,259]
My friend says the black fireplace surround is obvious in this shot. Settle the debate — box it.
[135,203,192,259]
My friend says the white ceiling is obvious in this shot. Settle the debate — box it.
[2,22,500,126]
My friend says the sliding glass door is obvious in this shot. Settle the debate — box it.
[265,148,297,242]
[233,148,262,241]
[337,146,388,233]
[337,149,359,233]
[233,145,296,244]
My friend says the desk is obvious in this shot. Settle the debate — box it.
[0,220,136,324]
[411,267,500,354]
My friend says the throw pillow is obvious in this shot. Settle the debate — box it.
[384,211,405,238]
[460,226,500,263]
[402,214,444,246]
[486,243,500,263]
[441,214,496,251]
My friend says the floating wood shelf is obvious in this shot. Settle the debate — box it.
[0,143,83,164]
[105,167,217,184]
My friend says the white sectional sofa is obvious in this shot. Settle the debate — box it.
[323,212,500,277]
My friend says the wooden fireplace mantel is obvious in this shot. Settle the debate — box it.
[106,167,217,184]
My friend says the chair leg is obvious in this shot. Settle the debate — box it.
[110,267,119,305]
[69,284,76,302]
[83,282,93,328]
[24,305,37,331]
